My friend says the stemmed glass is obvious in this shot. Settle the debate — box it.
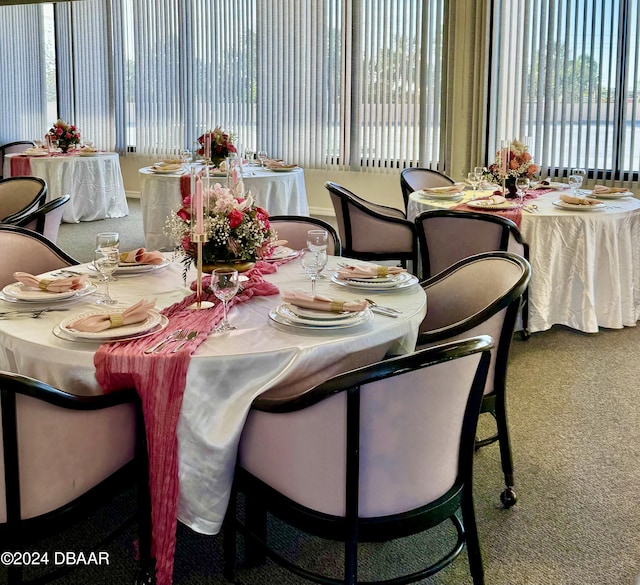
[244,147,255,164]
[211,268,240,331]
[257,150,267,168]
[307,229,328,252]
[569,168,586,196]
[301,248,328,295]
[95,232,120,281]
[467,171,480,199]
[515,177,530,208]
[94,247,119,305]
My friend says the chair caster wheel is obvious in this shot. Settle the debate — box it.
[500,487,517,508]
[520,329,530,341]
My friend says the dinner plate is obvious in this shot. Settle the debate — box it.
[552,200,605,211]
[268,166,298,172]
[331,272,419,291]
[276,304,367,327]
[1,281,96,302]
[89,257,170,275]
[77,151,99,157]
[269,305,373,330]
[284,303,361,321]
[150,167,185,175]
[585,191,633,199]
[59,310,164,340]
[466,200,516,210]
[414,189,465,200]
[341,272,407,284]
[53,315,169,343]
[264,246,298,261]
[24,150,49,157]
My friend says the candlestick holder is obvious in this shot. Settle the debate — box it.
[189,166,214,310]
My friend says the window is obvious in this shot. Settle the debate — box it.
[489,0,640,182]
[0,0,446,172]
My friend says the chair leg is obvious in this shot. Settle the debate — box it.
[461,488,485,585]
[495,390,517,508]
[519,289,530,341]
[244,495,267,567]
[223,489,238,583]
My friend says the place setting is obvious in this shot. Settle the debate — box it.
[331,262,419,291]
[552,193,606,211]
[0,270,97,306]
[413,183,466,201]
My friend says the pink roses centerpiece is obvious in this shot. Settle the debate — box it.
[196,126,236,162]
[484,139,539,192]
[169,182,275,266]
[48,119,81,152]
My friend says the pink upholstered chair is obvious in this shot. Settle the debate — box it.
[0,141,35,180]
[10,194,70,244]
[268,215,342,255]
[0,225,79,289]
[416,251,531,508]
[0,177,47,223]
[224,336,493,585]
[325,181,417,270]
[400,167,455,212]
[0,371,151,585]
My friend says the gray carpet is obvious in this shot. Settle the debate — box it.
[35,206,640,584]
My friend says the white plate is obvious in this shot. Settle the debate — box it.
[269,305,373,330]
[415,189,464,201]
[89,257,170,275]
[284,303,361,322]
[277,304,367,327]
[466,200,516,210]
[264,246,298,261]
[552,200,606,211]
[150,167,185,175]
[59,310,164,340]
[268,166,298,172]
[331,272,419,291]
[53,315,169,343]
[585,191,633,199]
[24,150,49,157]
[2,280,95,302]
[342,272,407,284]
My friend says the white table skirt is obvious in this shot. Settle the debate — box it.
[139,166,310,251]
[0,256,426,534]
[5,152,129,223]
[408,189,640,334]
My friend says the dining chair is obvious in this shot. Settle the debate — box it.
[0,141,35,180]
[268,215,342,255]
[0,177,47,223]
[325,181,417,270]
[415,208,531,339]
[0,370,152,585]
[9,194,70,244]
[400,167,456,213]
[224,336,493,585]
[415,251,531,508]
[0,225,79,289]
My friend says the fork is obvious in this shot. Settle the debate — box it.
[144,329,185,354]
[172,330,198,353]
[364,298,402,317]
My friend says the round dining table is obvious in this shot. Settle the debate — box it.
[138,165,310,251]
[0,255,425,535]
[408,187,640,334]
[4,151,129,223]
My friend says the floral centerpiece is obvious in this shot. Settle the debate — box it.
[48,119,81,153]
[166,182,276,273]
[197,126,236,165]
[484,139,539,197]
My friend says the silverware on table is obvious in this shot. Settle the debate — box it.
[0,308,69,319]
[144,329,185,354]
[172,330,198,353]
[364,298,402,317]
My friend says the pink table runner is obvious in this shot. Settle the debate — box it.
[94,262,279,585]
[10,156,33,177]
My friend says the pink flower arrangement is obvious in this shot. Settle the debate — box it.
[197,126,236,161]
[484,139,539,184]
[169,182,275,265]
[47,119,81,150]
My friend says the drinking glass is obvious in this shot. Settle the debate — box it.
[180,149,192,165]
[569,168,586,195]
[244,147,255,164]
[301,249,328,295]
[467,172,480,199]
[94,248,119,305]
[307,229,328,253]
[211,268,240,331]
[95,232,119,281]
[515,177,530,208]
[257,150,267,168]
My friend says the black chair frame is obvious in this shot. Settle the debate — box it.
[224,336,493,585]
[400,167,455,212]
[268,214,342,256]
[0,142,36,180]
[0,373,153,585]
[11,194,70,235]
[0,177,48,223]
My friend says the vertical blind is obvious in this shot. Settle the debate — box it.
[489,0,640,183]
[0,0,445,172]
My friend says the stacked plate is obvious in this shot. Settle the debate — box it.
[467,199,515,210]
[89,258,170,275]
[331,271,418,291]
[0,281,97,304]
[269,303,373,330]
[583,190,633,199]
[414,189,464,201]
[552,200,605,211]
[264,246,298,262]
[53,310,168,342]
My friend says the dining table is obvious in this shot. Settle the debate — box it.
[138,164,310,251]
[0,253,426,584]
[4,151,129,223]
[408,186,640,334]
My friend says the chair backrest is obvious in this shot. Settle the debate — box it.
[400,167,455,211]
[0,225,79,289]
[238,336,492,518]
[325,181,416,266]
[268,215,342,256]
[12,194,70,243]
[416,252,531,397]
[0,177,47,222]
[0,141,35,180]
[415,208,528,278]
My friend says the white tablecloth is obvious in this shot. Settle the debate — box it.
[5,152,129,223]
[408,189,640,334]
[0,256,425,534]
[139,165,310,251]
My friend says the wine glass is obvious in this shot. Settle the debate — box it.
[515,177,530,208]
[300,248,328,295]
[244,147,255,164]
[307,229,328,253]
[94,247,119,305]
[95,232,120,280]
[180,149,192,166]
[467,171,480,199]
[569,168,586,195]
[257,150,267,168]
[211,268,240,331]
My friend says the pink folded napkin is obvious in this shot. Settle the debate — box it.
[68,299,156,332]
[13,272,88,293]
[559,194,604,206]
[592,185,629,194]
[474,195,507,206]
[336,264,405,280]
[282,290,368,313]
[424,183,466,194]
[120,248,165,265]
